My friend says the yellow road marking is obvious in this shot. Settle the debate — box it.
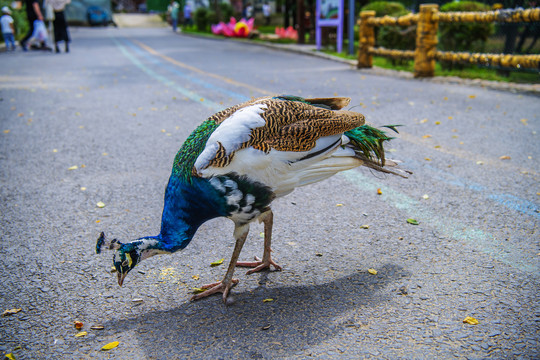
[131,39,273,96]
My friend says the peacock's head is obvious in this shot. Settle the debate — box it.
[96,232,159,286]
[113,244,141,286]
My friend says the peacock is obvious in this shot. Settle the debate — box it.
[96,95,410,302]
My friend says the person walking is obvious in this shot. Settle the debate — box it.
[168,0,179,33]
[1,6,16,51]
[20,0,45,51]
[183,2,192,27]
[46,0,70,53]
[262,2,271,25]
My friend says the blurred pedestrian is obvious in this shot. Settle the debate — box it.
[20,0,51,51]
[244,2,253,18]
[183,2,192,27]
[46,0,70,53]
[168,0,179,32]
[262,2,271,25]
[1,6,16,51]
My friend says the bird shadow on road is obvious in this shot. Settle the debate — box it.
[104,264,408,359]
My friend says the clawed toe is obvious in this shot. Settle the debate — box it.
[190,279,239,302]
[237,256,282,274]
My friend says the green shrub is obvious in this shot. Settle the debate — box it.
[361,1,415,65]
[0,0,29,42]
[439,1,495,69]
[219,2,233,22]
[361,1,407,17]
[195,7,208,31]
[206,10,217,27]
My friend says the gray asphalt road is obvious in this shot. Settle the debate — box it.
[0,27,538,359]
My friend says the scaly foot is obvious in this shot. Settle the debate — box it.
[190,279,239,302]
[237,256,282,274]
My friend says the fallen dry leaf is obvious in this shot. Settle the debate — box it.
[101,341,120,351]
[422,194,429,200]
[96,202,105,208]
[90,325,104,330]
[192,287,206,294]
[499,155,511,160]
[336,203,343,207]
[5,354,16,360]
[407,218,419,225]
[3,129,10,134]
[368,269,378,275]
[67,165,78,170]
[2,308,22,316]
[422,134,432,139]
[75,331,87,337]
[360,225,370,229]
[377,188,382,195]
[192,275,199,280]
[468,95,476,99]
[74,321,83,329]
[263,298,274,303]
[463,316,479,325]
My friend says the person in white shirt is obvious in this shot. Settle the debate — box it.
[1,6,15,51]
[262,2,271,25]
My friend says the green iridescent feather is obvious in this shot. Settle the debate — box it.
[172,119,219,182]
[345,125,399,166]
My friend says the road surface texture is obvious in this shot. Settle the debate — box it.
[1,27,538,359]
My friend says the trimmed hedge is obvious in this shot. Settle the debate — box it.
[361,1,415,64]
[439,1,495,53]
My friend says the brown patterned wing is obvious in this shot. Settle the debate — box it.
[249,99,365,153]
[195,97,365,173]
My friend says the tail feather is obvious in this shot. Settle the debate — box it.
[273,95,351,110]
[345,125,393,166]
[345,125,411,178]
[358,156,412,178]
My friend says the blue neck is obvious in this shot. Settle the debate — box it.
[157,175,227,252]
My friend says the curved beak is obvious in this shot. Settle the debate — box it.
[117,271,127,286]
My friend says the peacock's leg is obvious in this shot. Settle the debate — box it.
[236,210,282,274]
[191,224,249,303]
